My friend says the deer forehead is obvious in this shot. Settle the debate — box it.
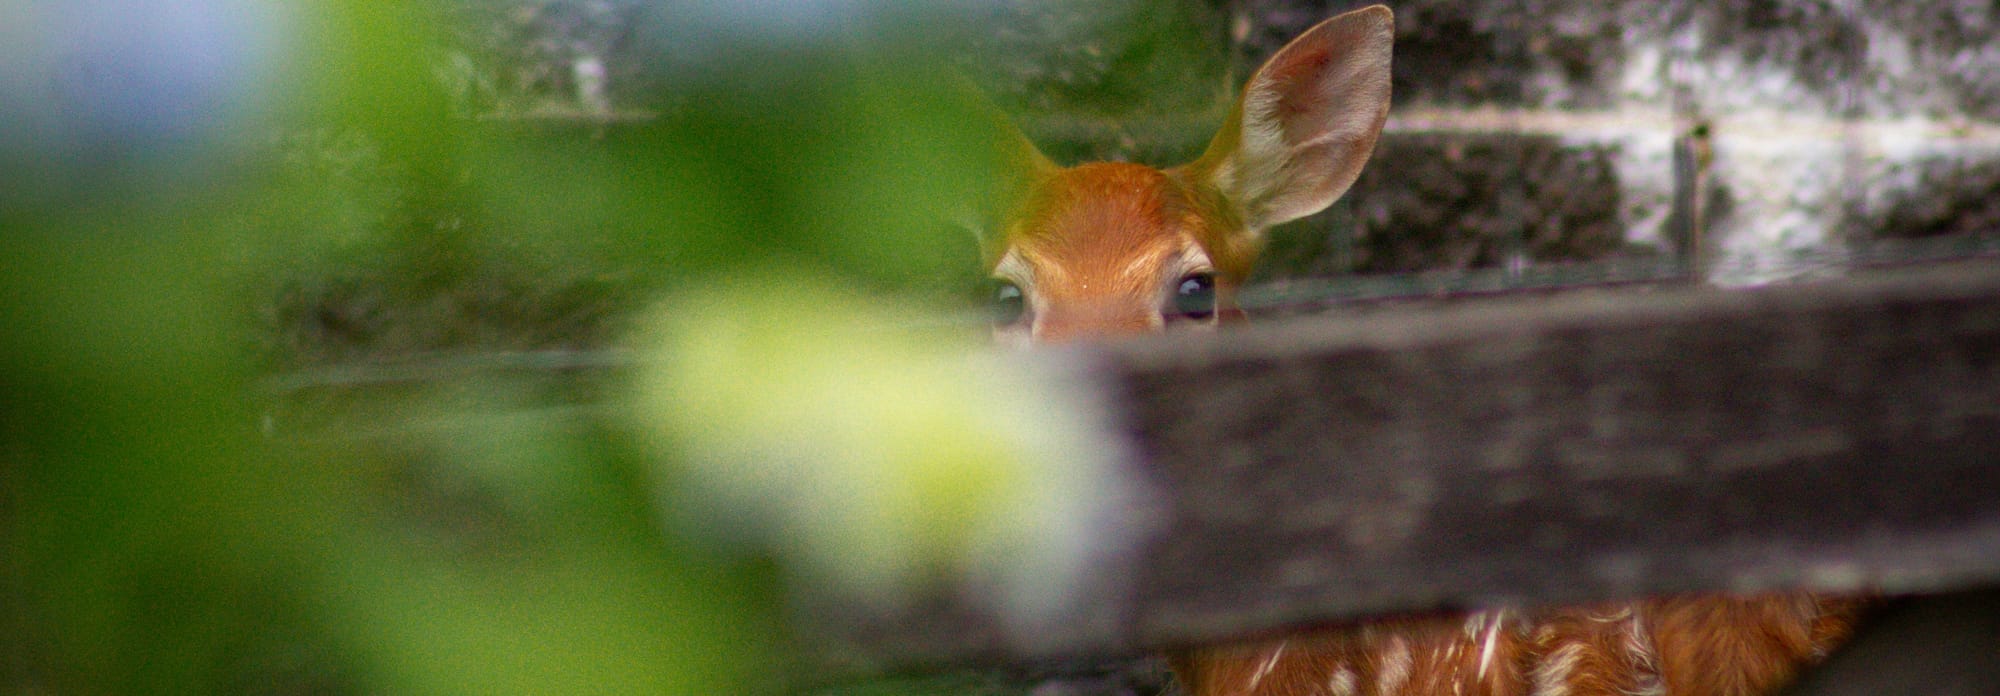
[993,162,1220,300]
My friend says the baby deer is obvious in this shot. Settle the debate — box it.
[972,5,1864,695]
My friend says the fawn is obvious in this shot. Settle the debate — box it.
[971,5,1864,695]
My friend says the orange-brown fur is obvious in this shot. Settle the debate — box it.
[983,5,1864,694]
[996,163,1247,341]
[1167,596,1863,696]
[1009,166,1200,287]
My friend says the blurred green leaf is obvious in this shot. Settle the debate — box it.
[4,2,1144,695]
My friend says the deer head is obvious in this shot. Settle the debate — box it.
[973,5,1394,345]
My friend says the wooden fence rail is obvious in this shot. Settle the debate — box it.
[801,258,2000,678]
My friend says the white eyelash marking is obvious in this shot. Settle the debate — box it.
[1174,242,1215,278]
[991,247,1033,289]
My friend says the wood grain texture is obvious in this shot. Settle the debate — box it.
[801,259,2000,675]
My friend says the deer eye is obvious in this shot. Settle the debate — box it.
[1171,272,1216,321]
[987,278,1027,326]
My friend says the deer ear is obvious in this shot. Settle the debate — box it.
[1185,5,1393,235]
[941,77,1058,263]
[974,114,1057,262]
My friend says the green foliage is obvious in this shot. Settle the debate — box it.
[1,2,1199,694]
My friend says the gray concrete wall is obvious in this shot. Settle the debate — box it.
[456,1,2000,289]
[956,0,2000,289]
[1288,0,2000,286]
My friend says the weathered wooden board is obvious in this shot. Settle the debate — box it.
[803,258,2000,675]
[1114,258,2000,646]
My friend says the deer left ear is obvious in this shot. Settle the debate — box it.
[938,76,1058,264]
[1184,5,1393,236]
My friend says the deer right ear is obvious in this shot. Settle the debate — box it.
[1185,5,1393,235]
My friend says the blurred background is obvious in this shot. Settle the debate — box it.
[5,0,1999,694]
